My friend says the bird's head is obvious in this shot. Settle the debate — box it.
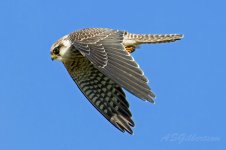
[50,35,72,62]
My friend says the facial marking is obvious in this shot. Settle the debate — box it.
[52,46,60,55]
[50,34,72,61]
[59,39,72,57]
[62,39,72,47]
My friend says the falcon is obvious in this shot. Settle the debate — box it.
[50,28,183,134]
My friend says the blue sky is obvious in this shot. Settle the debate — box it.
[0,0,225,149]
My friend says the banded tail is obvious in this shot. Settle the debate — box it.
[123,32,184,47]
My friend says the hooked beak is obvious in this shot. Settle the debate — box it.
[51,55,57,61]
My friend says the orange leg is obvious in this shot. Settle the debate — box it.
[125,46,136,53]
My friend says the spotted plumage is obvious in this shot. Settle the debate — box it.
[50,28,183,134]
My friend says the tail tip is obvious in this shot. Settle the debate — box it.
[178,34,184,39]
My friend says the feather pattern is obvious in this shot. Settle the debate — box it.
[64,53,134,134]
[69,28,155,102]
[51,28,183,134]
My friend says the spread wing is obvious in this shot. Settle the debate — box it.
[64,56,134,134]
[69,28,155,102]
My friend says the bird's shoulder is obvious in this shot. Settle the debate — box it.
[68,28,124,42]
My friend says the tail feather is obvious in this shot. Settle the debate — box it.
[123,32,184,46]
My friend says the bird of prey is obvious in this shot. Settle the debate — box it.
[50,28,183,134]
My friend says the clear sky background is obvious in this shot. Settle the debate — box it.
[0,0,225,149]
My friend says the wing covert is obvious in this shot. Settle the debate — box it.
[69,28,155,102]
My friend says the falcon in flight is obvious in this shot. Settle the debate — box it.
[50,28,183,134]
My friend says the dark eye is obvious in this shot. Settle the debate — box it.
[53,47,60,55]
